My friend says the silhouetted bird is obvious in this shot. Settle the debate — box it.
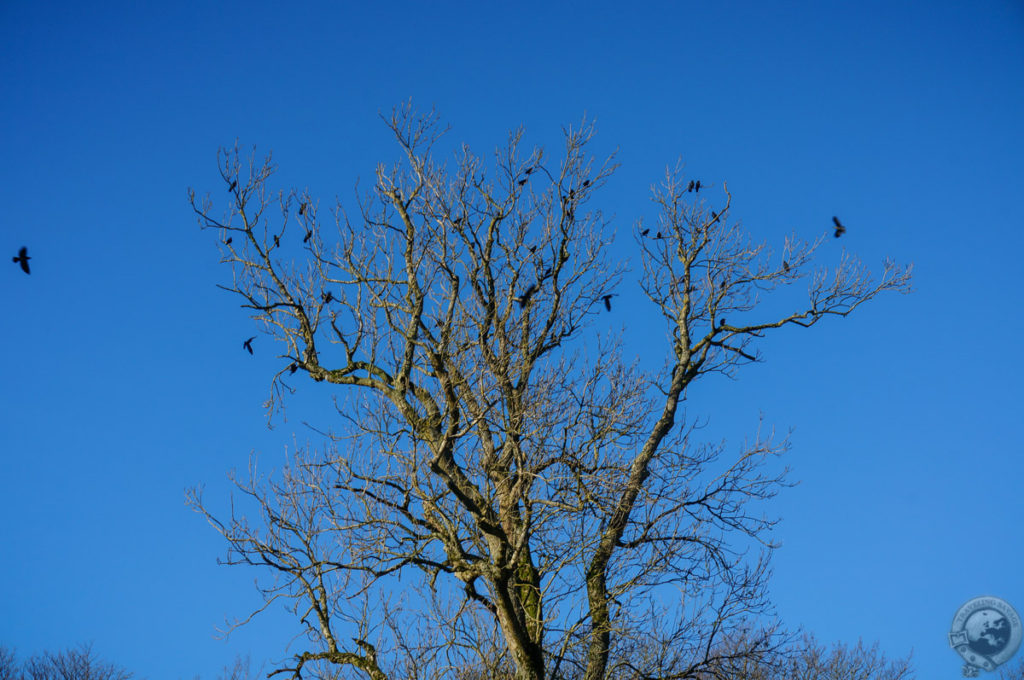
[711,211,718,219]
[582,179,591,188]
[322,291,334,304]
[517,283,538,308]
[289,363,299,374]
[273,235,280,248]
[568,189,576,199]
[518,178,528,186]
[228,180,237,192]
[299,203,307,216]
[783,260,791,272]
[453,216,464,226]
[687,180,695,192]
[243,336,256,355]
[601,294,617,311]
[528,245,537,254]
[641,228,650,236]
[225,236,233,245]
[525,167,533,175]
[303,230,312,243]
[832,216,846,238]
[694,180,702,192]
[12,247,30,274]
[656,231,665,239]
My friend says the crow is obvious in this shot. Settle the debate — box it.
[525,167,533,175]
[694,180,702,192]
[783,260,791,272]
[12,247,30,274]
[582,179,591,188]
[288,363,299,374]
[832,216,846,238]
[518,178,528,186]
[224,236,233,245]
[656,231,665,239]
[711,211,718,219]
[243,336,256,355]
[517,283,538,308]
[228,180,237,192]
[323,291,334,304]
[687,180,695,192]
[303,230,312,243]
[453,216,464,226]
[601,294,617,311]
[568,189,575,199]
[299,202,307,216]
[528,245,537,254]
[273,234,280,248]
[641,228,650,236]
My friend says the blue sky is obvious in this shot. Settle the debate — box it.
[1,1,1022,678]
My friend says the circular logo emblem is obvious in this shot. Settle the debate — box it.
[950,596,1022,676]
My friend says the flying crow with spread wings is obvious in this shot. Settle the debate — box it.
[12,247,30,274]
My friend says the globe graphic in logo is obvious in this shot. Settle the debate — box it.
[966,609,1011,656]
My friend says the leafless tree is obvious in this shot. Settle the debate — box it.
[187,103,912,680]
[0,642,134,680]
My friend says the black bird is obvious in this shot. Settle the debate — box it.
[518,178,528,186]
[694,180,702,192]
[273,235,280,248]
[303,230,312,243]
[12,247,30,274]
[322,291,334,304]
[453,216,464,226]
[243,336,256,355]
[641,228,650,236]
[224,236,233,245]
[582,179,591,188]
[299,202,307,216]
[528,245,537,254]
[783,260,791,272]
[832,216,846,238]
[288,363,299,374]
[517,283,538,308]
[568,189,575,199]
[228,180,238,192]
[711,211,718,219]
[687,180,695,192]
[525,167,533,175]
[601,294,617,311]
[656,231,665,239]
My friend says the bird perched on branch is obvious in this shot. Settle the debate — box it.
[322,291,334,304]
[273,234,280,248]
[303,230,312,243]
[224,236,233,245]
[299,202,307,216]
[641,228,650,237]
[243,336,256,355]
[687,180,695,192]
[832,216,846,238]
[694,180,702,192]
[12,247,31,274]
[228,180,237,192]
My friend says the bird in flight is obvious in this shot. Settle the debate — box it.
[516,283,538,308]
[601,294,617,311]
[12,247,30,274]
[832,216,846,238]
[228,180,238,192]
[243,336,256,355]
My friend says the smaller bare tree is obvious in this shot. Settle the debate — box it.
[0,642,133,680]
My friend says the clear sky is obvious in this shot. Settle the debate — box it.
[2,1,1022,678]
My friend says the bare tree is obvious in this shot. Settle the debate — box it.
[0,642,134,680]
[187,103,912,680]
